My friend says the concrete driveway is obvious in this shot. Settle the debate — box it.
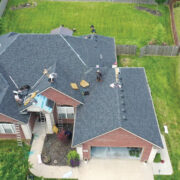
[78,159,154,180]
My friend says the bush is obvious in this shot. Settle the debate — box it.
[174,2,180,8]
[155,0,166,4]
[154,153,161,163]
[152,24,166,45]
[67,150,80,167]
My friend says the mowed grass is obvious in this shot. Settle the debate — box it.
[119,55,180,180]
[2,0,173,47]
[0,140,75,180]
[174,6,180,40]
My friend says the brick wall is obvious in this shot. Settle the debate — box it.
[0,114,25,139]
[42,88,81,107]
[82,128,153,161]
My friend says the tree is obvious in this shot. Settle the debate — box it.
[152,24,166,45]
[155,0,166,4]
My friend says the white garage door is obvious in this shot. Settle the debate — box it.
[91,147,142,159]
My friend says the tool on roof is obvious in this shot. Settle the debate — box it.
[70,83,79,90]
[9,75,19,89]
[80,80,89,88]
[24,90,39,106]
[110,68,122,88]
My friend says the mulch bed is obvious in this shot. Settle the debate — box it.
[42,124,75,166]
[136,6,162,16]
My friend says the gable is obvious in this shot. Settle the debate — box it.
[41,87,81,107]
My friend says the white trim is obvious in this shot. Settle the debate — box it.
[0,113,25,125]
[21,123,32,139]
[57,106,74,119]
[72,127,162,149]
[71,107,77,147]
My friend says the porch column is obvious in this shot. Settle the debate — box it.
[76,146,83,160]
[45,113,55,134]
[148,146,158,163]
[21,124,32,139]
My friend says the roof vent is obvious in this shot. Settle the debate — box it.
[100,54,103,59]
[121,108,126,112]
[120,94,124,98]
[121,100,125,105]
[82,91,89,96]
[122,115,127,120]
[110,83,121,88]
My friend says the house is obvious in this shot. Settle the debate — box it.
[0,32,163,163]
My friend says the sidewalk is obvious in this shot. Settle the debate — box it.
[152,135,173,175]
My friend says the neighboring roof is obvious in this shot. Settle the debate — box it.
[0,33,116,123]
[72,67,163,148]
[51,26,73,36]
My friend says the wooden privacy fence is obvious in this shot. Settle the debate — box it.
[116,45,137,55]
[140,45,180,56]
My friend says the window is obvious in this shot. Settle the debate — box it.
[57,106,74,119]
[0,123,16,134]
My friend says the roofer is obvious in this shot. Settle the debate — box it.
[96,69,102,82]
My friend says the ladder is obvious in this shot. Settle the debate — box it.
[15,124,23,147]
[58,117,63,132]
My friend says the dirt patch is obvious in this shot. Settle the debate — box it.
[136,6,162,16]
[11,2,37,10]
[42,124,75,166]
[121,58,131,66]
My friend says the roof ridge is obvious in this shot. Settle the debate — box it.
[59,34,88,68]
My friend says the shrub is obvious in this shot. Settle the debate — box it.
[155,0,166,4]
[154,153,161,163]
[174,2,180,8]
[67,150,80,167]
[152,24,166,45]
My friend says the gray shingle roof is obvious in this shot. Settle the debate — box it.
[72,67,163,148]
[0,33,162,148]
[0,33,116,123]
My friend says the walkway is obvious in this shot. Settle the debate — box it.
[29,122,153,180]
[152,135,173,175]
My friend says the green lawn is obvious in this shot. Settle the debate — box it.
[2,0,173,47]
[118,55,180,180]
[0,141,76,180]
[174,6,180,40]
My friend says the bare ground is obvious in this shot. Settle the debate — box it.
[42,124,75,166]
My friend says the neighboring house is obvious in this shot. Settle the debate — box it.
[0,32,163,163]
